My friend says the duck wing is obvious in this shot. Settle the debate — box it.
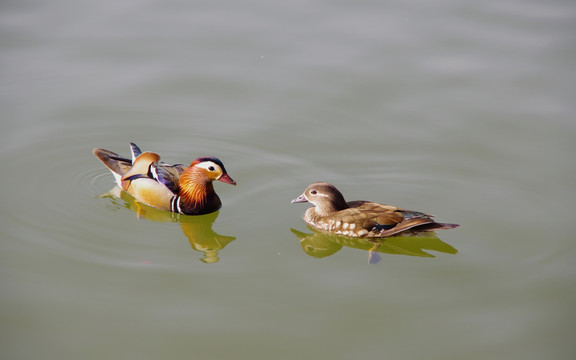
[335,201,442,237]
[149,162,186,193]
[119,152,176,211]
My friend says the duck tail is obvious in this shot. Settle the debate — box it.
[418,222,460,232]
[93,148,133,185]
[435,223,460,230]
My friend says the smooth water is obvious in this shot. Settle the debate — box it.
[2,1,575,359]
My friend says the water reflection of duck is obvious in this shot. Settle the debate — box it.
[93,142,235,215]
[101,187,235,263]
[292,182,459,238]
[290,227,457,264]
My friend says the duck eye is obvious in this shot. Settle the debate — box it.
[208,166,215,171]
[310,189,317,195]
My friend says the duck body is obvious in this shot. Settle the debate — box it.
[292,182,458,238]
[93,142,235,215]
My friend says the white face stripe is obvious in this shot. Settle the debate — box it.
[304,190,331,205]
[195,161,221,171]
[194,161,223,178]
[308,191,330,199]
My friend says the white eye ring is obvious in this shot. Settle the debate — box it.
[310,189,317,195]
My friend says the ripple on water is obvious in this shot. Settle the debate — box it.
[1,133,310,268]
[4,126,461,269]
[2,135,182,270]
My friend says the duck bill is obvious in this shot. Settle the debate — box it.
[291,194,308,204]
[218,173,236,185]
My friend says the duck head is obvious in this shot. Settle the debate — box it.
[175,156,235,215]
[187,156,236,185]
[292,182,349,216]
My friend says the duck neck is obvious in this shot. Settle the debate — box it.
[314,194,349,217]
[177,169,220,214]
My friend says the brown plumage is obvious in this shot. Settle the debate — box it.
[292,182,458,238]
[93,142,235,215]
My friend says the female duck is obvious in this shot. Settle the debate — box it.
[292,182,458,238]
[93,143,235,215]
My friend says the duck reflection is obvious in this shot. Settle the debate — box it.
[102,187,235,263]
[290,227,457,264]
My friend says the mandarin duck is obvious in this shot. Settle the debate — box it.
[93,142,235,215]
[292,182,458,238]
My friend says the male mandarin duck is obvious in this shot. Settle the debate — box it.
[93,142,235,215]
[291,182,459,238]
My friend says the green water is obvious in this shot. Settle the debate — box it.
[2,1,575,359]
